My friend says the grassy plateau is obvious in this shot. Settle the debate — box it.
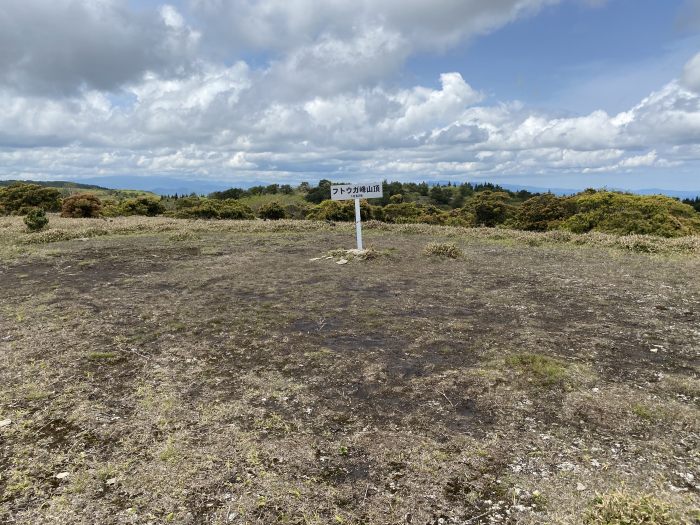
[0,216,698,524]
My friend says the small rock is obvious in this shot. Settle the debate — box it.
[309,257,322,261]
[106,478,117,485]
[576,482,586,491]
[336,259,349,265]
[55,472,70,480]
[0,419,11,428]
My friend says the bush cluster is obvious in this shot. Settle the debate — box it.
[118,196,165,217]
[4,180,699,238]
[0,183,61,214]
[172,198,255,220]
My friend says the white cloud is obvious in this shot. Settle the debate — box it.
[0,1,199,95]
[682,52,700,92]
[0,0,699,185]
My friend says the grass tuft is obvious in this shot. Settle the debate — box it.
[423,242,462,258]
[505,352,568,386]
[585,490,681,525]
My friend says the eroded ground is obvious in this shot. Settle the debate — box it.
[0,218,698,524]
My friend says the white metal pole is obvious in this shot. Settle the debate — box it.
[354,197,363,251]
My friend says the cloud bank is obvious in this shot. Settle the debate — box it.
[0,0,698,185]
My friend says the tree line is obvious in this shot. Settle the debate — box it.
[3,180,700,237]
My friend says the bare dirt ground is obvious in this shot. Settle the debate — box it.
[0,217,698,524]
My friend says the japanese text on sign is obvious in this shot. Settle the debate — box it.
[331,183,383,201]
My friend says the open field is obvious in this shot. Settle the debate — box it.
[1,217,699,524]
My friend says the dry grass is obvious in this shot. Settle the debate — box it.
[423,242,463,258]
[0,215,698,524]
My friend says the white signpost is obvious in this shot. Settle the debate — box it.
[330,182,383,251]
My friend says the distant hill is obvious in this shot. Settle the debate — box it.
[0,179,158,199]
[0,180,110,191]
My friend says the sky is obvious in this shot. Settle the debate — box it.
[1,0,700,191]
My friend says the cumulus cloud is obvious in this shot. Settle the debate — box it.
[0,0,199,95]
[682,52,700,93]
[0,0,699,184]
[188,0,557,54]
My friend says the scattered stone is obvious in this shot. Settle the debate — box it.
[576,482,586,491]
[106,478,118,485]
[55,472,70,480]
[0,419,11,428]
[336,259,349,265]
[309,257,322,261]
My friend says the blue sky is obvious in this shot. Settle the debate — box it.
[408,0,700,112]
[1,0,699,191]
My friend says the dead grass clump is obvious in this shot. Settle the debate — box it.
[423,241,462,258]
[584,489,682,525]
[322,247,382,262]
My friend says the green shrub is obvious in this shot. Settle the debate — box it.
[118,196,165,216]
[173,198,254,220]
[423,242,462,258]
[307,200,372,222]
[463,190,514,227]
[584,490,681,525]
[516,193,572,231]
[23,208,49,232]
[60,194,103,218]
[0,183,61,214]
[561,191,700,237]
[258,201,288,220]
[217,200,255,220]
[382,202,425,223]
[282,202,313,220]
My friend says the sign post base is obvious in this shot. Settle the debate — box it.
[354,197,363,251]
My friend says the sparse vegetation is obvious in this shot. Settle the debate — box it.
[0,216,698,524]
[585,490,681,525]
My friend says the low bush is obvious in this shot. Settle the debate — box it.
[561,191,700,237]
[118,196,165,216]
[258,201,288,220]
[307,200,373,222]
[462,190,515,227]
[61,194,103,218]
[516,193,573,231]
[173,199,254,220]
[423,242,462,258]
[23,208,49,232]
